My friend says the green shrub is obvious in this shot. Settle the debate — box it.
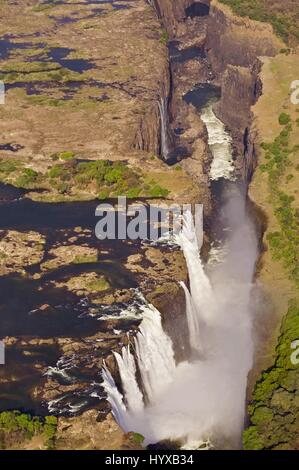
[0,411,57,449]
[259,114,299,286]
[43,416,58,450]
[15,168,39,188]
[73,254,97,264]
[286,174,294,183]
[98,189,110,200]
[11,158,172,199]
[148,185,169,198]
[104,167,123,184]
[48,165,65,179]
[279,112,291,126]
[243,301,299,449]
[243,426,264,451]
[126,187,142,198]
[0,160,19,174]
[133,432,145,445]
[58,151,75,161]
[159,29,169,45]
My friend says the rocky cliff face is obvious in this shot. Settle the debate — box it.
[206,1,281,72]
[206,0,282,178]
[148,0,193,37]
[133,64,171,159]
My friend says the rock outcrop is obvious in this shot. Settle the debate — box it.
[56,411,143,450]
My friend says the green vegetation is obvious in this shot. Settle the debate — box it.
[87,277,110,292]
[244,113,299,449]
[53,151,76,161]
[148,185,169,198]
[0,160,45,190]
[258,117,299,287]
[132,432,145,445]
[279,112,291,125]
[159,29,169,45]
[219,0,299,44]
[0,157,170,199]
[15,168,39,188]
[0,159,20,175]
[73,254,98,264]
[244,300,299,450]
[0,411,57,450]
[0,59,82,84]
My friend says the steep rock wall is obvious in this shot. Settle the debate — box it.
[132,5,174,161]
[148,0,193,37]
[133,69,173,160]
[206,0,282,178]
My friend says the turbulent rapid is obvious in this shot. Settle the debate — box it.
[102,103,258,449]
[201,104,235,181]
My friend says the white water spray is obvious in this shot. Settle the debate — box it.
[158,97,171,160]
[114,346,144,414]
[201,105,235,181]
[102,104,258,449]
[134,303,176,404]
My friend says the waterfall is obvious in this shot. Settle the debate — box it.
[114,346,144,414]
[158,97,171,160]
[134,302,176,403]
[176,210,213,326]
[102,200,256,447]
[102,299,177,435]
[175,209,212,353]
[102,103,257,449]
[102,366,129,431]
[179,281,202,354]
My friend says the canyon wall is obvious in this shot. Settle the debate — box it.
[148,0,192,37]
[206,0,282,177]
[133,60,172,159]
[148,0,281,178]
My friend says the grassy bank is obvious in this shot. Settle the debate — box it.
[246,53,299,449]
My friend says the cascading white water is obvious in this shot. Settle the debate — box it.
[102,299,177,434]
[102,366,129,431]
[179,282,202,353]
[114,346,144,414]
[201,105,234,181]
[158,97,171,160]
[102,101,258,449]
[134,303,176,404]
[176,211,213,326]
